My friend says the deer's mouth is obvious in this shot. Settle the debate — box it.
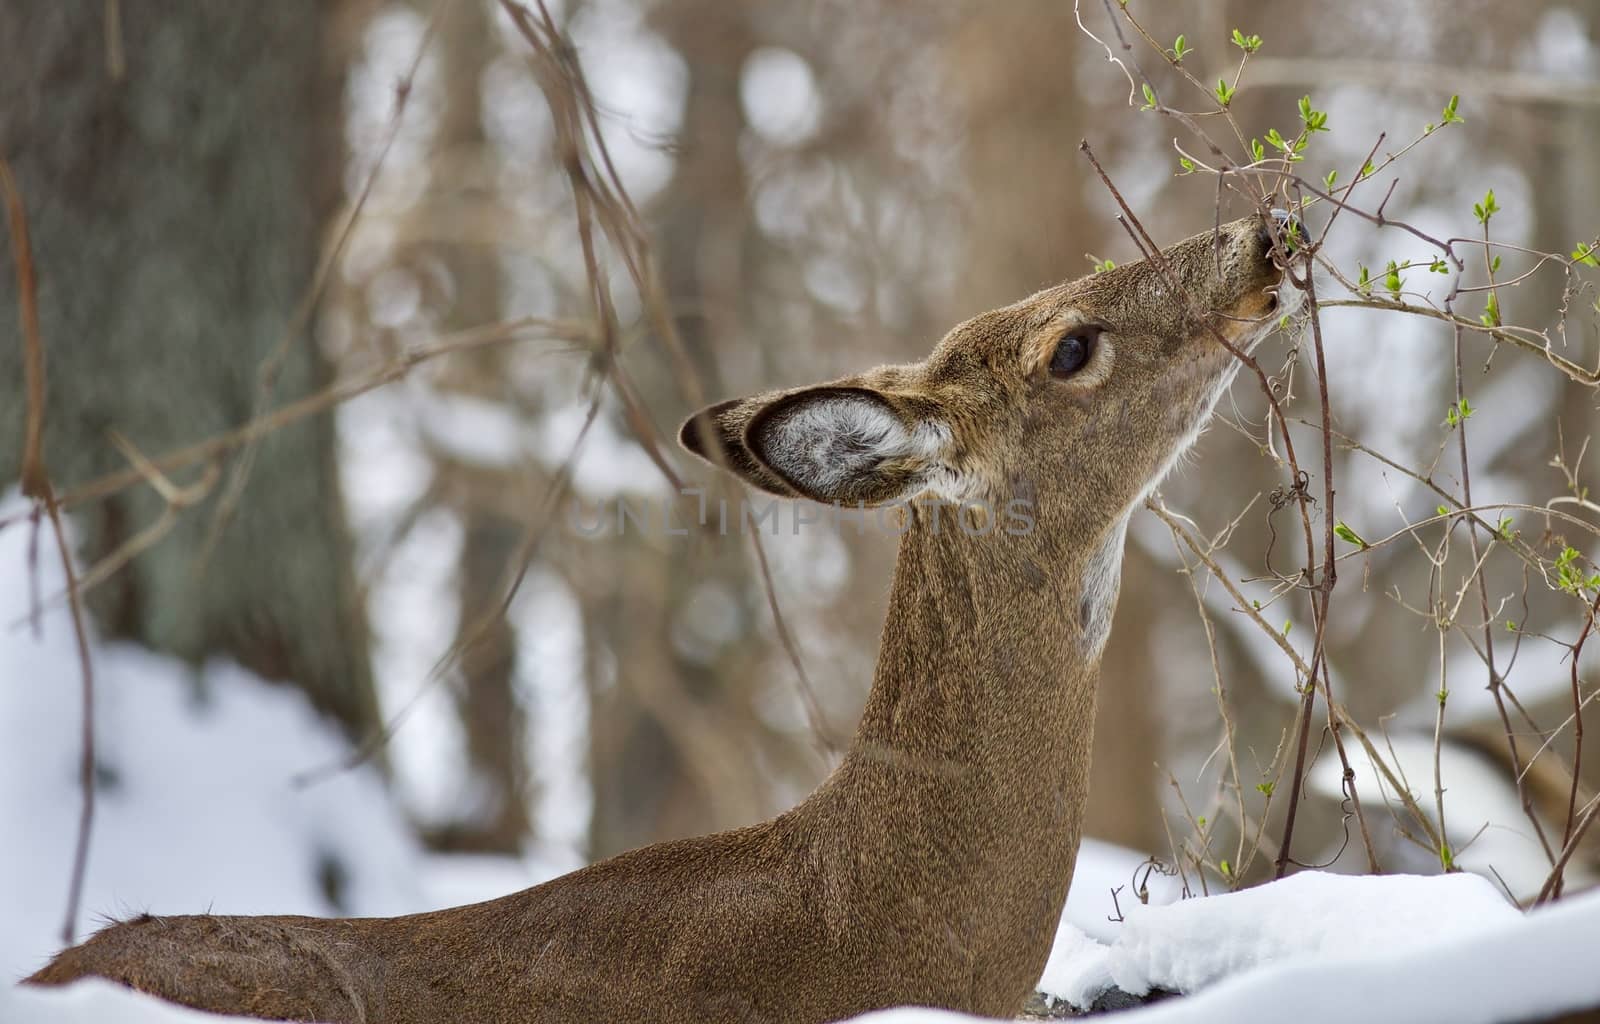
[1206,215,1302,351]
[1212,288,1291,352]
[1264,273,1305,324]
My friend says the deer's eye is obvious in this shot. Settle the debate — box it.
[1049,329,1099,378]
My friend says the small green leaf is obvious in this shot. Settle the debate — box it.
[1357,263,1373,297]
[1282,619,1292,636]
[1172,34,1190,60]
[1251,137,1265,162]
[1142,82,1157,111]
[1473,188,1500,226]
[1436,504,1449,516]
[1089,255,1116,274]
[1256,781,1275,797]
[1480,291,1500,327]
[1556,546,1587,595]
[1178,156,1196,173]
[1334,521,1368,547]
[1324,168,1338,190]
[1385,259,1403,299]
[1216,77,1236,107]
[1231,28,1263,53]
[1298,95,1328,132]
[1429,257,1448,274]
[1220,858,1233,877]
[1441,94,1464,125]
[1506,619,1518,632]
[1574,242,1600,268]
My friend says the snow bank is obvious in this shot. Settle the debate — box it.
[1059,837,1183,943]
[1042,870,1517,1007]
[1055,879,1600,1024]
[0,507,414,984]
[0,495,549,1002]
[868,873,1600,1024]
[2,979,251,1024]
[860,882,1600,1023]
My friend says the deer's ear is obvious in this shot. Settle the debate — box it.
[743,386,951,505]
[679,397,801,497]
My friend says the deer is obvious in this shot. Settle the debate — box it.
[25,212,1296,1023]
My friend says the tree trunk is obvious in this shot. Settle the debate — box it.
[0,3,377,737]
[402,0,536,855]
[580,0,779,858]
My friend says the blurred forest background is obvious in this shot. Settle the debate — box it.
[2,0,1599,923]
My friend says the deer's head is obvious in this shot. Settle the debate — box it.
[681,216,1294,531]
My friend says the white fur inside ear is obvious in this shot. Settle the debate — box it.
[759,393,938,499]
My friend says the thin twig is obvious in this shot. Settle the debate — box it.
[1,159,98,944]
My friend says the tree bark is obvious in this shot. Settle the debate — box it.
[0,3,378,737]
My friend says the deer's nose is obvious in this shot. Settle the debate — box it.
[1257,208,1301,255]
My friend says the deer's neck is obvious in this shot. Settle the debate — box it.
[806,503,1125,989]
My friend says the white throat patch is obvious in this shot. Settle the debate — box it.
[1078,517,1128,658]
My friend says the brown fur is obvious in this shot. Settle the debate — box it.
[26,218,1289,1022]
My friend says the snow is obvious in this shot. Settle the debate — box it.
[1040,871,1517,1007]
[1038,922,1114,1009]
[0,492,555,1005]
[857,880,1600,1024]
[1059,837,1184,943]
[5,979,263,1024]
[0,542,410,983]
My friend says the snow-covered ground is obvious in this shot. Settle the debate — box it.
[1039,871,1517,1009]
[980,875,1600,1024]
[0,494,562,987]
[4,494,1597,1023]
